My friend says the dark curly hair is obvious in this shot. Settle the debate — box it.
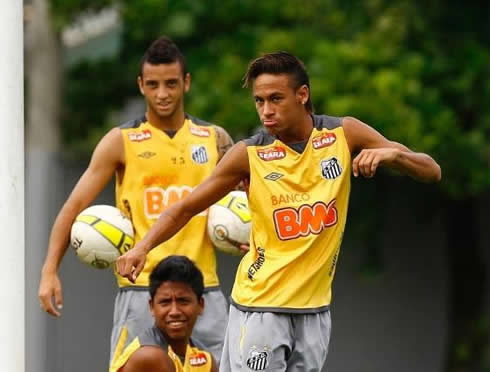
[139,36,187,77]
[243,51,313,113]
[149,255,204,300]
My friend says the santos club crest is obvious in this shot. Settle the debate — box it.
[321,157,342,180]
[191,145,209,164]
[246,346,270,371]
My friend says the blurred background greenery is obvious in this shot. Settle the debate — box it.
[25,0,489,370]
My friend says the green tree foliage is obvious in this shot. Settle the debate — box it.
[54,1,489,370]
[58,0,490,196]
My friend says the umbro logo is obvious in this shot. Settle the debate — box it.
[138,151,156,159]
[264,172,283,181]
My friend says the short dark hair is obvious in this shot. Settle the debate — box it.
[139,36,187,77]
[243,51,313,113]
[149,256,204,300]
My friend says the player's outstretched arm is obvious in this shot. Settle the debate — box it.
[39,128,124,317]
[116,142,250,282]
[121,346,176,372]
[343,116,442,183]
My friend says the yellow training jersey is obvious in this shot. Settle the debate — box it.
[116,115,219,288]
[231,115,351,312]
[110,326,213,372]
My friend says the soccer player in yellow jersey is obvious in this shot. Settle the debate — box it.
[117,51,442,371]
[110,256,217,372]
[38,36,233,365]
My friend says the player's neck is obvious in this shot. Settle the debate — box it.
[146,108,186,132]
[278,113,313,144]
[169,339,188,359]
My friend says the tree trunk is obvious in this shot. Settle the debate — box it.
[444,196,488,372]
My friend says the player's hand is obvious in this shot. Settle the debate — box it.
[352,148,401,178]
[39,271,63,317]
[239,243,250,254]
[116,244,148,283]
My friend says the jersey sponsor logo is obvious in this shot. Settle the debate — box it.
[312,132,336,149]
[128,129,152,142]
[246,346,270,371]
[189,352,208,366]
[247,247,265,281]
[257,146,286,161]
[329,238,341,276]
[144,185,206,219]
[321,157,342,179]
[273,199,338,240]
[264,172,283,181]
[271,193,310,206]
[191,145,209,164]
[137,151,156,159]
[142,175,178,186]
[190,125,210,137]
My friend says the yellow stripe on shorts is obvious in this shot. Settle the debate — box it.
[112,325,128,366]
[240,325,247,352]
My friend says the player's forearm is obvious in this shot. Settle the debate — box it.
[390,150,442,183]
[41,205,79,274]
[138,203,194,253]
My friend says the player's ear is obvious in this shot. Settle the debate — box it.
[198,296,204,315]
[184,72,191,93]
[137,75,145,96]
[149,297,155,317]
[296,84,309,106]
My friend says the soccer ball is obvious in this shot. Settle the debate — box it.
[70,205,134,269]
[207,191,251,255]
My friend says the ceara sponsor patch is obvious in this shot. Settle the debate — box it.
[312,132,336,149]
[257,146,286,161]
[189,352,208,367]
[128,129,151,142]
[190,126,210,137]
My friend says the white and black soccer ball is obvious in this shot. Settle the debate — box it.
[207,191,251,256]
[70,205,134,269]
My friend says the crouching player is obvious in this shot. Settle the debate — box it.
[110,256,217,372]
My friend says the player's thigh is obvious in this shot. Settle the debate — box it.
[223,306,293,372]
[193,290,228,337]
[111,290,152,357]
[287,310,332,372]
[192,290,229,362]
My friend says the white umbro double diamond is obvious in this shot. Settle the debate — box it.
[264,172,283,181]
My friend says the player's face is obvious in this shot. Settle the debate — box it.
[138,62,190,119]
[150,281,204,342]
[253,73,309,139]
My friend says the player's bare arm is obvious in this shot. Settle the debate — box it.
[39,128,125,317]
[116,141,250,282]
[213,124,234,161]
[342,116,441,183]
[214,124,249,195]
[122,346,176,372]
[210,355,218,372]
